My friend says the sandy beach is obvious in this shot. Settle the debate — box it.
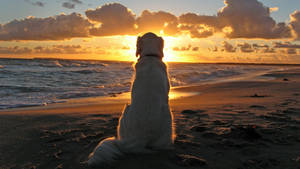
[1,68,300,169]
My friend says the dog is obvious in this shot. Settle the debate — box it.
[88,32,175,167]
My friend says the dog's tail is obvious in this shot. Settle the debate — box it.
[87,137,123,167]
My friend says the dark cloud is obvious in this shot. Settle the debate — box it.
[136,10,178,35]
[252,43,276,53]
[62,2,75,9]
[0,46,32,54]
[34,45,86,54]
[71,0,82,4]
[189,25,214,38]
[209,46,218,52]
[222,41,236,52]
[177,0,292,39]
[217,0,291,39]
[237,43,254,53]
[286,48,297,54]
[290,10,300,40]
[179,13,220,38]
[0,13,91,41]
[179,13,219,27]
[24,0,45,7]
[261,47,276,53]
[273,42,300,48]
[0,45,89,55]
[252,43,269,48]
[173,45,191,51]
[192,47,199,51]
[86,3,136,36]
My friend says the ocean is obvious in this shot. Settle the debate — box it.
[0,58,295,109]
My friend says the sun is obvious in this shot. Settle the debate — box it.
[120,33,188,62]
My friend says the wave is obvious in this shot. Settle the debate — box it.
[70,69,103,74]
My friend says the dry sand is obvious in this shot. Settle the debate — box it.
[1,68,300,169]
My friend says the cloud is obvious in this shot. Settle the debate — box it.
[136,10,178,35]
[0,46,32,54]
[24,0,44,7]
[192,47,199,51]
[252,43,276,53]
[273,42,300,48]
[285,48,297,54]
[1,1,300,40]
[222,41,236,52]
[237,43,254,53]
[176,0,292,39]
[0,45,89,55]
[62,2,75,9]
[270,7,279,13]
[34,45,87,54]
[173,45,191,51]
[209,46,218,52]
[252,43,269,48]
[86,3,136,36]
[71,0,82,4]
[172,45,200,52]
[179,13,219,27]
[290,10,300,40]
[0,13,91,41]
[261,47,276,53]
[178,13,220,38]
[217,0,291,39]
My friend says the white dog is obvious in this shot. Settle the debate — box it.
[88,32,175,167]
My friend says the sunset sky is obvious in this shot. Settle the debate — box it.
[0,0,300,63]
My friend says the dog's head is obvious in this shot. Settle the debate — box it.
[136,32,164,60]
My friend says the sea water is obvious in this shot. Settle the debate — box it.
[0,58,292,109]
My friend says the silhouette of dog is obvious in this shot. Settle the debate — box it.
[88,32,174,167]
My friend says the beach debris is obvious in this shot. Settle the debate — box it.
[249,105,266,109]
[225,125,262,141]
[202,131,219,139]
[250,93,266,98]
[175,154,207,167]
[181,109,198,115]
[213,120,227,125]
[55,164,63,169]
[283,108,300,114]
[190,125,207,132]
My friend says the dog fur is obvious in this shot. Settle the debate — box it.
[88,32,174,167]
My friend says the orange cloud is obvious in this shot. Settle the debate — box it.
[237,43,254,53]
[290,10,300,40]
[0,45,89,54]
[0,46,32,54]
[222,41,236,52]
[136,10,178,35]
[0,13,91,41]
[86,3,136,36]
[217,0,291,39]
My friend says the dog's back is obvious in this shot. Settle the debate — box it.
[118,56,173,150]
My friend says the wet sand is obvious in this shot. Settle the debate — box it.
[1,68,300,169]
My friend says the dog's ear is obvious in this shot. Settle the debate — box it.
[136,36,142,57]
